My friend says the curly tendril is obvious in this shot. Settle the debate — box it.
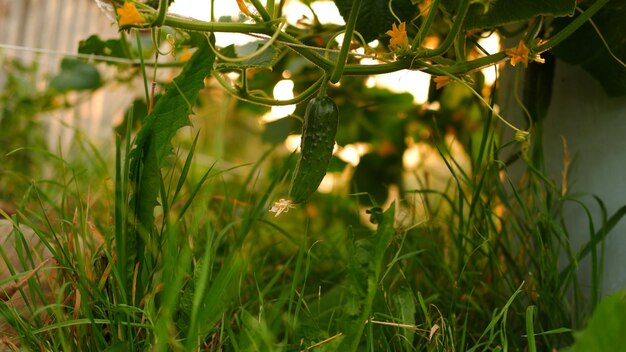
[207,18,286,64]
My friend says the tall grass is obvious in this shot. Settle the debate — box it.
[2,106,623,351]
[2,62,625,352]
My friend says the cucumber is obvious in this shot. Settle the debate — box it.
[289,96,339,204]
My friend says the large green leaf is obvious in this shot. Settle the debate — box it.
[442,0,575,30]
[78,35,127,60]
[49,58,102,92]
[564,290,626,352]
[339,203,396,351]
[550,1,626,96]
[333,0,417,43]
[126,39,214,289]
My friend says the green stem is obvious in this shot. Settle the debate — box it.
[412,0,440,48]
[249,0,271,22]
[214,73,324,106]
[163,16,269,33]
[153,0,168,27]
[535,0,609,53]
[134,31,150,104]
[330,0,363,83]
[207,18,286,63]
[454,29,466,61]
[513,65,533,131]
[267,0,275,19]
[318,74,329,97]
[523,16,543,43]
[419,0,469,57]
[423,61,526,135]
[162,16,334,70]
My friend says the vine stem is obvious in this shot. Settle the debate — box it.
[156,12,503,75]
[249,0,271,22]
[423,62,527,137]
[412,0,440,48]
[130,3,599,83]
[206,18,286,63]
[330,0,363,83]
[213,73,325,107]
[134,31,150,106]
[419,0,469,57]
[153,0,168,27]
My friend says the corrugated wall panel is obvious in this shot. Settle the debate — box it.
[1,0,132,152]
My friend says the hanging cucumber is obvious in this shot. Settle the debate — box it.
[288,95,339,204]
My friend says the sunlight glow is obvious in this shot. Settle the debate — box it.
[268,79,296,120]
[284,134,302,152]
[361,58,430,104]
[403,143,424,170]
[310,2,344,25]
[477,33,501,87]
[317,173,337,193]
[283,0,313,25]
[336,143,361,166]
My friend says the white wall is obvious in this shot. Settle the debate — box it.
[542,61,626,296]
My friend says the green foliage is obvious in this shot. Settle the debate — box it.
[215,42,281,71]
[333,0,417,42]
[551,1,626,96]
[2,0,626,350]
[128,40,212,225]
[78,35,127,60]
[564,290,626,352]
[441,0,575,29]
[49,58,102,92]
[339,204,396,351]
[126,38,214,297]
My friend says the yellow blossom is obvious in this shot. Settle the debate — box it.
[418,0,433,18]
[116,1,144,27]
[433,76,450,90]
[386,22,408,50]
[506,41,544,67]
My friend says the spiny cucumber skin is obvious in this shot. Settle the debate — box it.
[289,96,339,204]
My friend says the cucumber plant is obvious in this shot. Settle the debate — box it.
[108,0,618,217]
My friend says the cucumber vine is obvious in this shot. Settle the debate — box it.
[111,0,615,206]
[115,0,609,115]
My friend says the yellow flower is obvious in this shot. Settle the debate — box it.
[506,41,529,67]
[386,22,409,50]
[117,1,144,27]
[418,0,433,18]
[433,76,450,90]
[506,41,544,67]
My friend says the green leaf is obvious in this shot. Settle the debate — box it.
[394,289,417,346]
[127,38,214,282]
[564,290,626,352]
[550,2,626,96]
[441,0,575,30]
[261,116,299,144]
[333,0,417,43]
[215,41,281,71]
[78,35,126,59]
[49,58,102,92]
[340,204,396,351]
